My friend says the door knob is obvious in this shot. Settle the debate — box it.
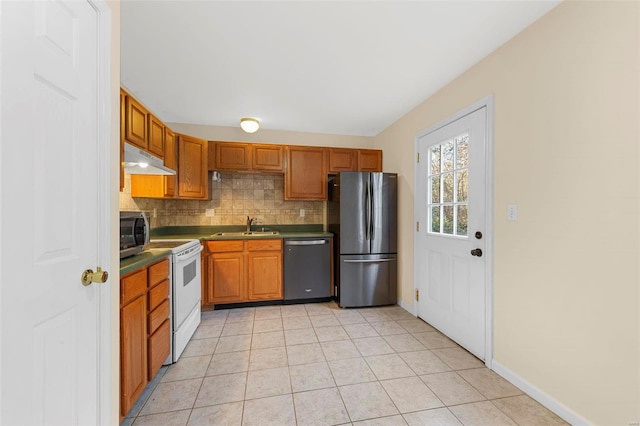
[470,249,483,257]
[81,267,109,286]
[475,231,483,240]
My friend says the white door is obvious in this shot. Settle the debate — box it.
[415,105,488,360]
[0,1,111,424]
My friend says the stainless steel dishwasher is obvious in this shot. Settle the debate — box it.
[283,237,331,301]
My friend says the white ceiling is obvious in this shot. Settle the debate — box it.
[121,1,560,137]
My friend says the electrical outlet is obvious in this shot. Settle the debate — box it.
[507,204,518,221]
[153,208,157,218]
[300,209,305,218]
[205,208,215,217]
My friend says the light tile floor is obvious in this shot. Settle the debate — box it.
[121,302,568,425]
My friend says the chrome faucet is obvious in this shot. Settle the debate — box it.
[246,216,257,233]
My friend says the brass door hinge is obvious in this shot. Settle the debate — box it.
[416,152,420,163]
[415,289,419,301]
[416,221,420,232]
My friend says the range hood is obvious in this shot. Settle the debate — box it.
[124,143,176,175]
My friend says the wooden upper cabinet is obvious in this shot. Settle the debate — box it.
[178,134,209,200]
[328,148,357,173]
[252,144,283,172]
[358,149,382,172]
[209,142,284,173]
[124,95,148,149]
[213,142,251,171]
[163,128,177,197]
[285,146,327,200]
[130,128,177,199]
[147,113,165,158]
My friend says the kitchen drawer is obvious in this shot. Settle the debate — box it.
[148,298,170,334]
[121,269,147,306]
[148,319,170,381]
[148,258,170,287]
[205,240,244,253]
[148,279,169,312]
[246,239,282,252]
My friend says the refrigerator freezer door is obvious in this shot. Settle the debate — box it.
[339,172,370,254]
[339,254,398,307]
[370,173,398,255]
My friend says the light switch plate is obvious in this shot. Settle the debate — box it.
[300,209,305,218]
[507,204,518,221]
[205,208,215,217]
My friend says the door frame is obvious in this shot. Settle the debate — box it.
[413,95,494,368]
[92,0,114,423]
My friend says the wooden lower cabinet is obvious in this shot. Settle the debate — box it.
[120,294,147,418]
[205,239,283,304]
[247,240,282,300]
[207,251,245,303]
[120,258,170,419]
[148,319,170,381]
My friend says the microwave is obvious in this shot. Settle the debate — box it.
[120,211,150,259]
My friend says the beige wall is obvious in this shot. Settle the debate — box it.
[375,1,639,424]
[167,122,374,149]
[107,0,121,423]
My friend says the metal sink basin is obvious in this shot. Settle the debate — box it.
[244,231,279,236]
[212,231,279,237]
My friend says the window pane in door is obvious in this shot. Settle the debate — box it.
[443,205,454,234]
[427,132,470,238]
[431,176,441,203]
[430,146,441,174]
[442,140,454,171]
[443,172,454,203]
[431,206,441,233]
[456,204,468,236]
[457,170,468,202]
[456,135,469,169]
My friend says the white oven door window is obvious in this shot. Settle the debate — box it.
[174,255,202,327]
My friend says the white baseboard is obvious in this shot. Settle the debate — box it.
[398,299,416,316]
[491,360,590,426]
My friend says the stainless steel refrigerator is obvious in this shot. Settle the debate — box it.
[328,172,397,307]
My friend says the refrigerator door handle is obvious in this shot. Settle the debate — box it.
[343,258,395,263]
[364,179,371,240]
[370,176,375,242]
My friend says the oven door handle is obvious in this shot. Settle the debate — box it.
[176,244,204,261]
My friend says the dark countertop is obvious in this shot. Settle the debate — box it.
[151,225,333,241]
[120,224,333,275]
[120,249,172,276]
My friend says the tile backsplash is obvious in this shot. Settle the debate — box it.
[119,172,324,228]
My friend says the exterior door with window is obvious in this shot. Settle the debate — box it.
[415,106,487,360]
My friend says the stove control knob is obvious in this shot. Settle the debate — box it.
[81,267,109,286]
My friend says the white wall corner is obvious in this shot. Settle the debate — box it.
[491,360,590,426]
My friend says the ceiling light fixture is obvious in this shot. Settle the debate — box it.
[240,117,260,133]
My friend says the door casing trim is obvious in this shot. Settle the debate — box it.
[413,95,494,368]
[88,0,113,423]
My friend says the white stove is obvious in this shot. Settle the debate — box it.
[149,239,203,363]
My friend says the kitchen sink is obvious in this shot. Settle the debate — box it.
[212,231,280,237]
